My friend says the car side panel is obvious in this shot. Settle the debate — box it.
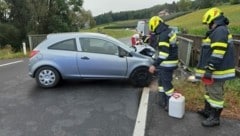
[77,52,128,78]
[39,50,80,79]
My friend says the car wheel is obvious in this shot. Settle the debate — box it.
[35,66,60,88]
[130,67,152,87]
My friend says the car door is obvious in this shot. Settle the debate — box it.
[77,38,128,78]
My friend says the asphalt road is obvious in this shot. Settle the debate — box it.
[0,58,142,136]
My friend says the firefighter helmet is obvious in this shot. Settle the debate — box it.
[202,7,222,25]
[148,16,163,32]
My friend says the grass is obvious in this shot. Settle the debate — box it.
[0,48,27,59]
[167,4,240,35]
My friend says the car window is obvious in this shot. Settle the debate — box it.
[48,39,77,51]
[80,38,119,55]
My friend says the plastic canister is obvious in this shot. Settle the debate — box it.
[168,93,185,118]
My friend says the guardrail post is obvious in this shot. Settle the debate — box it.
[22,42,27,55]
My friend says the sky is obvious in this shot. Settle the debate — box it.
[83,0,177,16]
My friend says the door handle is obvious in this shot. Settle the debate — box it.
[81,56,89,60]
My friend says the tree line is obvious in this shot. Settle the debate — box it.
[0,0,95,51]
[94,0,239,25]
[0,0,239,51]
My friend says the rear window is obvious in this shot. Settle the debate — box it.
[48,39,77,51]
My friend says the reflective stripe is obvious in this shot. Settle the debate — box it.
[195,69,235,79]
[205,95,224,108]
[196,73,235,79]
[212,50,225,58]
[158,86,164,92]
[213,50,226,55]
[144,36,150,43]
[211,54,224,59]
[202,38,211,45]
[204,94,209,100]
[202,38,211,43]
[201,43,210,46]
[228,34,233,39]
[213,73,235,79]
[211,42,227,48]
[160,60,178,67]
[213,69,235,75]
[169,33,177,44]
[159,42,169,47]
[196,69,235,75]
[165,88,174,96]
[159,52,169,59]
[208,65,215,70]
[228,34,233,43]
[228,39,233,43]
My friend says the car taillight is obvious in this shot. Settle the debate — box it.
[29,50,39,58]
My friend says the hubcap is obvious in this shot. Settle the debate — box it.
[38,69,56,86]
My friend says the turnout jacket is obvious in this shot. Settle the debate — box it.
[195,18,235,81]
[153,23,178,69]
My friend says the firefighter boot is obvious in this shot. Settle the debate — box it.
[197,100,211,118]
[159,92,166,108]
[201,107,222,127]
[164,95,171,112]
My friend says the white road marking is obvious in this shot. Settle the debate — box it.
[0,60,23,67]
[133,87,149,136]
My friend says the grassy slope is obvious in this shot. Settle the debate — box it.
[167,4,240,35]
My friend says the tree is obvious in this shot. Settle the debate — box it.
[0,0,9,23]
[0,23,21,51]
[230,0,240,4]
[192,0,213,9]
[177,0,192,11]
[26,0,49,34]
[1,0,94,51]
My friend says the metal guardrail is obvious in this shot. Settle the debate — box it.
[177,36,193,67]
[28,34,47,50]
[233,40,240,73]
[178,34,240,74]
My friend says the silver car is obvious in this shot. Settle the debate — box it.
[28,32,154,88]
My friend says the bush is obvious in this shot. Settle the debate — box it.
[0,23,22,52]
[230,0,240,4]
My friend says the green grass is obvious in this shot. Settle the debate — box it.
[167,4,240,35]
[225,78,240,92]
[0,48,27,59]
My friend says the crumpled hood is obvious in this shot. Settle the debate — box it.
[134,44,156,58]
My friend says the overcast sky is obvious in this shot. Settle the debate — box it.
[83,0,178,16]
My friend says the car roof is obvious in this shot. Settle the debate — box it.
[46,32,108,39]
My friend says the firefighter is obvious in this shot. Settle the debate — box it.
[148,16,178,111]
[195,7,235,127]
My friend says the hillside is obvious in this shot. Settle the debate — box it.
[167,4,240,35]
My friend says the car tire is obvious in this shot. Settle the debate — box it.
[35,66,60,88]
[130,67,152,87]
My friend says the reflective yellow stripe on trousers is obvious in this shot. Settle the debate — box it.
[204,95,224,108]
